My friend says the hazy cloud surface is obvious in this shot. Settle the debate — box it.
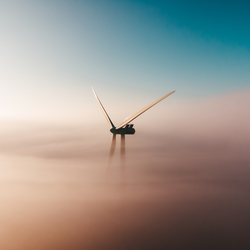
[1,90,250,250]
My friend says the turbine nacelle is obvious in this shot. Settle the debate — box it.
[110,125,135,135]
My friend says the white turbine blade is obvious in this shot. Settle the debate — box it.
[92,87,115,128]
[116,90,175,129]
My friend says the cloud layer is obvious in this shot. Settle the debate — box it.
[1,90,250,250]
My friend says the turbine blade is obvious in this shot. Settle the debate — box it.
[120,134,126,183]
[92,87,115,128]
[120,134,125,160]
[109,134,116,161]
[116,91,175,129]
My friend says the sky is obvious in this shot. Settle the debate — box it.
[1,1,250,249]
[1,0,250,121]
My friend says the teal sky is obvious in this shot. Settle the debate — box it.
[1,0,250,120]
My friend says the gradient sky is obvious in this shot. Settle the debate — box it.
[1,0,250,121]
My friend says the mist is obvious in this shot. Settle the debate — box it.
[1,90,250,249]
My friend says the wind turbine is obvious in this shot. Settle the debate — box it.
[92,87,175,160]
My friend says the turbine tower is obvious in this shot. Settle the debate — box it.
[92,87,175,159]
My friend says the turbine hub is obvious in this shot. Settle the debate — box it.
[110,126,135,135]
